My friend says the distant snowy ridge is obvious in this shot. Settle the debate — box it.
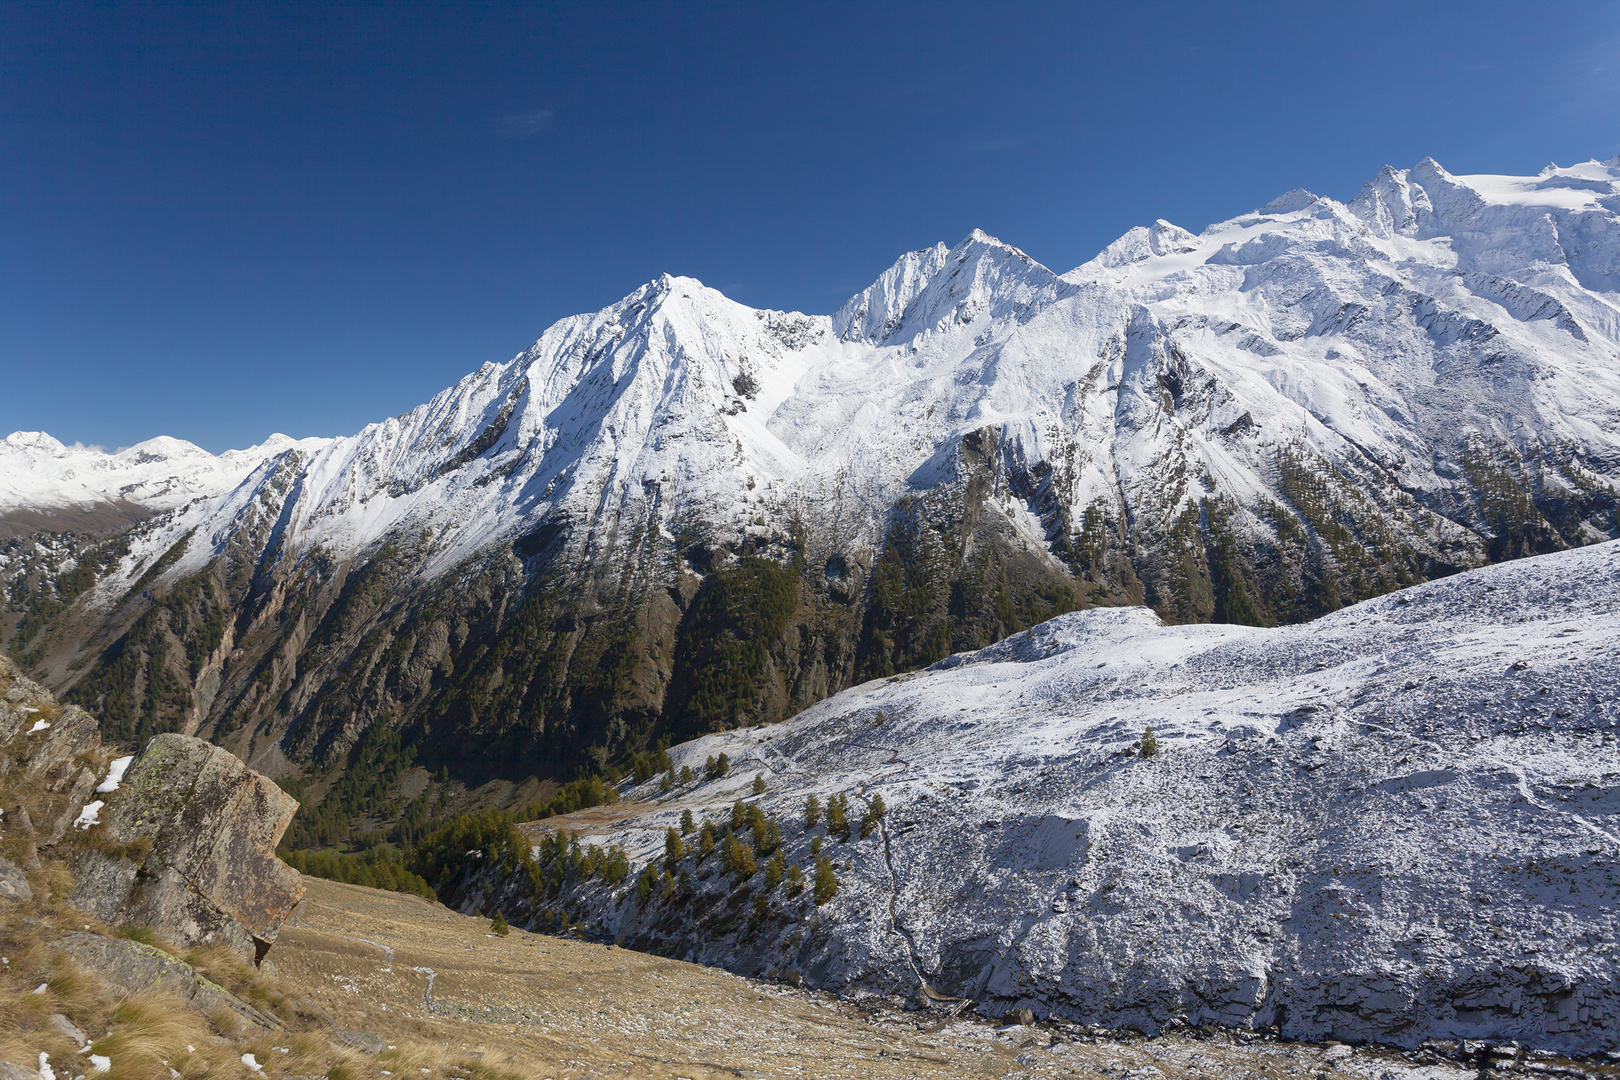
[0,430,330,517]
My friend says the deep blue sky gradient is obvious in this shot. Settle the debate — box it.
[4,1,1618,451]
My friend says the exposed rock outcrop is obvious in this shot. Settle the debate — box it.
[72,733,304,963]
[1,651,304,965]
[52,931,284,1031]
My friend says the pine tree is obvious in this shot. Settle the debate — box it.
[602,846,630,885]
[785,862,804,898]
[1141,725,1158,758]
[810,835,823,856]
[490,910,509,936]
[679,764,694,785]
[731,798,748,831]
[680,808,695,834]
[752,773,767,795]
[636,863,657,906]
[804,793,821,830]
[723,830,757,880]
[659,770,674,794]
[752,813,781,855]
[826,793,850,841]
[699,820,717,858]
[665,827,685,871]
[764,850,787,891]
[859,793,886,839]
[813,855,838,904]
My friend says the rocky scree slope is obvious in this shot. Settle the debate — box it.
[4,156,1619,799]
[452,541,1620,1056]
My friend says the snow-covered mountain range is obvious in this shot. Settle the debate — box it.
[462,539,1620,1055]
[0,431,327,536]
[3,155,1618,785]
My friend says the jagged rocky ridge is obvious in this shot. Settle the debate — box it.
[2,156,1618,796]
[453,540,1620,1056]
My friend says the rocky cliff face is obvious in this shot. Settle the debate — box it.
[3,156,1617,815]
[448,541,1620,1056]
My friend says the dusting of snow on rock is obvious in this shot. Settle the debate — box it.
[547,541,1620,1054]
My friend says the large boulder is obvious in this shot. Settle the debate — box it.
[73,733,304,964]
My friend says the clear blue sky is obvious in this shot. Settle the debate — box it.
[3,1,1617,452]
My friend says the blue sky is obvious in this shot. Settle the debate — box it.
[3,1,1617,452]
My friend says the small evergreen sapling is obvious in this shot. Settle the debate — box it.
[731,798,748,831]
[680,808,695,834]
[804,793,821,830]
[752,773,767,795]
[785,862,804,898]
[679,764,694,785]
[859,793,886,839]
[665,827,685,871]
[1141,725,1158,758]
[826,793,851,841]
[659,770,674,794]
[490,910,509,936]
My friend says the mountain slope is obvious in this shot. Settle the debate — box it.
[3,155,1617,814]
[455,540,1620,1055]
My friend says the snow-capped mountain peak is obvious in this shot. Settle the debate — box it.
[832,229,1059,346]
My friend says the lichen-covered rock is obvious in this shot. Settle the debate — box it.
[72,733,304,963]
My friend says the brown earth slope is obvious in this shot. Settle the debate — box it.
[272,878,1564,1080]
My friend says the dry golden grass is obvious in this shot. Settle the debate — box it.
[0,857,512,1079]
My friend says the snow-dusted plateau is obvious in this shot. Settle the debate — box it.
[468,540,1619,1055]
[0,155,1617,1052]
